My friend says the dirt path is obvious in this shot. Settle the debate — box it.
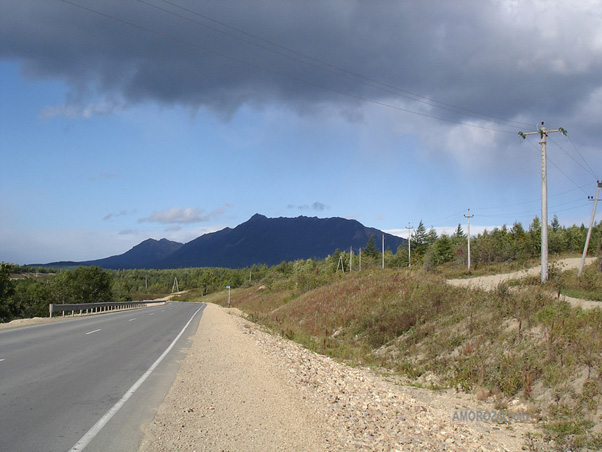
[447,257,593,290]
[138,303,533,451]
[154,290,189,301]
[447,257,601,309]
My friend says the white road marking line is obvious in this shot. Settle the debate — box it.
[85,329,101,335]
[128,318,136,322]
[0,359,5,362]
[148,313,154,316]
[69,305,204,452]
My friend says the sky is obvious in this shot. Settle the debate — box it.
[2,0,602,265]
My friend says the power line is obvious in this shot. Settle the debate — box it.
[478,199,588,217]
[423,210,466,225]
[154,0,532,129]
[58,0,520,134]
[474,184,592,212]
[549,135,598,181]
[525,138,589,196]
[420,190,589,228]
[567,134,598,179]
[56,0,599,234]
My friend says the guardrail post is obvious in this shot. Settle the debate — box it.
[45,300,164,318]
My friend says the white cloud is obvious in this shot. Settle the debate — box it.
[138,206,225,224]
[104,209,135,221]
[118,229,138,236]
[287,201,329,211]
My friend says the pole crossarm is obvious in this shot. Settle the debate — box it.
[519,127,567,140]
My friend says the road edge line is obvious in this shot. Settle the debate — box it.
[69,304,205,452]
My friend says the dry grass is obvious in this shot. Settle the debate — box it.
[180,262,602,449]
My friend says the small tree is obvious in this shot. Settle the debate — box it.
[427,227,438,246]
[0,263,16,322]
[413,220,429,256]
[51,266,113,304]
[394,243,409,268]
[454,223,464,238]
[363,235,379,259]
[528,216,542,257]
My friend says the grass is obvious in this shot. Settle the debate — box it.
[554,261,602,302]
[180,259,602,449]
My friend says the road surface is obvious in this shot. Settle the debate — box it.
[0,302,204,452]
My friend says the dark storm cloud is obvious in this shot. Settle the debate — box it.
[2,1,602,133]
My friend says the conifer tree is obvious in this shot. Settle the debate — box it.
[363,235,379,259]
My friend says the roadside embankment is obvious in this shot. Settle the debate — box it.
[138,303,533,451]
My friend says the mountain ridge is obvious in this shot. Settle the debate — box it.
[42,214,407,269]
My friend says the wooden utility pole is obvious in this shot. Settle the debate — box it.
[519,122,567,282]
[407,223,412,267]
[464,209,474,271]
[349,246,353,272]
[337,254,345,272]
[579,181,602,276]
[382,234,385,269]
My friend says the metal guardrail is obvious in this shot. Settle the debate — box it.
[49,300,166,318]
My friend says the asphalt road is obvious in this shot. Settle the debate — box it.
[0,302,205,452]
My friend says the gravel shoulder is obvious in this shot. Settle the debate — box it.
[138,303,534,451]
[138,302,329,452]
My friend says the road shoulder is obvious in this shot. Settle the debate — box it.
[137,302,329,452]
[138,303,533,451]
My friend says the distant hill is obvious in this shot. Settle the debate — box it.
[44,238,183,270]
[42,214,407,269]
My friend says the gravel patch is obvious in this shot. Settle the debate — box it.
[138,303,534,451]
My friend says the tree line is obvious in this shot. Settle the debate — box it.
[1,216,600,323]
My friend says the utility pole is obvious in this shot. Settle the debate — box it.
[349,246,353,272]
[407,223,412,267]
[519,122,568,283]
[337,254,345,272]
[464,209,474,271]
[382,233,385,269]
[579,180,602,276]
